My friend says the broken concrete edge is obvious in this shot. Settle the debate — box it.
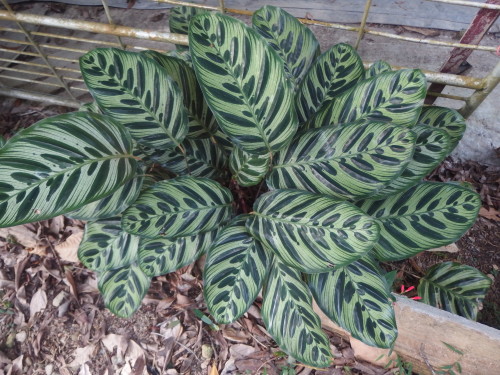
[314,295,500,375]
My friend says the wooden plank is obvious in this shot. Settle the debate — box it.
[315,296,500,375]
[7,0,500,32]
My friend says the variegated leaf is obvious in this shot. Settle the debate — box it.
[247,189,379,273]
[0,135,5,148]
[78,217,140,272]
[80,48,188,150]
[372,124,451,199]
[417,106,466,151]
[139,229,218,277]
[67,165,145,221]
[295,43,364,124]
[0,112,137,227]
[229,146,270,187]
[252,5,320,89]
[418,262,492,321]
[309,256,397,348]
[262,259,332,367]
[205,215,271,323]
[364,60,392,79]
[311,69,427,129]
[122,177,233,238]
[358,182,481,261]
[169,5,208,51]
[267,121,416,200]
[99,263,151,318]
[142,50,218,138]
[213,130,233,156]
[189,13,298,154]
[145,137,227,179]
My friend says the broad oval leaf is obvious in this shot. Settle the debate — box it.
[267,121,416,200]
[170,5,208,51]
[213,130,233,156]
[229,146,270,187]
[205,215,271,323]
[418,261,492,321]
[122,177,234,238]
[78,217,139,272]
[189,13,298,154]
[309,256,397,348]
[79,101,102,113]
[262,259,332,367]
[146,137,227,179]
[67,165,144,221]
[357,182,481,261]
[139,229,219,277]
[311,69,427,129]
[247,189,379,273]
[295,43,364,124]
[0,112,137,228]
[364,60,392,80]
[142,50,218,138]
[372,124,451,199]
[417,106,466,151]
[80,48,188,150]
[99,264,151,318]
[252,5,320,89]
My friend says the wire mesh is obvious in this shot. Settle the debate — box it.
[0,0,498,116]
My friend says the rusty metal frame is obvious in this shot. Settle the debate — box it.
[0,0,498,117]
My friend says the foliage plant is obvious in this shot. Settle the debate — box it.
[0,5,490,367]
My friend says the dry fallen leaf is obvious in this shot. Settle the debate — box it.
[479,207,500,221]
[55,230,83,263]
[427,243,459,253]
[0,225,38,248]
[29,289,47,318]
[209,364,219,375]
[68,344,96,369]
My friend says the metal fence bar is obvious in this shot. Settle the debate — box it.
[101,0,126,49]
[0,57,80,73]
[460,60,500,117]
[0,26,122,47]
[0,65,84,82]
[0,87,81,107]
[1,75,88,91]
[425,0,500,10]
[0,0,77,100]
[0,47,79,63]
[152,0,220,11]
[354,0,372,50]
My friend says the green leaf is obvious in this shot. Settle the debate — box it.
[99,263,151,318]
[147,137,227,179]
[169,5,208,51]
[365,60,392,79]
[267,121,416,200]
[309,256,397,348]
[417,106,466,151]
[213,130,233,156]
[204,215,271,323]
[122,177,233,238]
[67,165,144,221]
[418,262,492,321]
[189,13,298,154]
[357,182,481,261]
[229,146,270,187]
[372,124,451,199]
[78,217,139,272]
[262,259,332,367]
[295,43,365,124]
[79,101,102,113]
[138,229,219,276]
[141,50,218,138]
[0,135,5,148]
[311,69,427,129]
[247,189,379,273]
[80,48,188,150]
[0,112,137,228]
[252,5,320,89]
[193,309,220,330]
[442,341,464,356]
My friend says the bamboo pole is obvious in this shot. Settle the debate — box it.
[425,0,500,10]
[354,0,372,50]
[460,60,500,117]
[0,87,82,108]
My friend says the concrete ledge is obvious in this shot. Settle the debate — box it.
[315,296,500,374]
